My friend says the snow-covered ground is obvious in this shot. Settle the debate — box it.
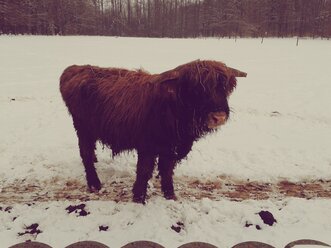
[0,36,331,247]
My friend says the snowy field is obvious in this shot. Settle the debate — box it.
[0,36,331,247]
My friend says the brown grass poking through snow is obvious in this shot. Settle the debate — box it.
[1,175,331,204]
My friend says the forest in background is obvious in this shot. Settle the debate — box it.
[1,0,331,38]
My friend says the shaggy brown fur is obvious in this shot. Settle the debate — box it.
[59,60,246,203]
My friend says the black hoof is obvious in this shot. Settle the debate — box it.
[88,185,101,193]
[132,195,146,205]
[164,192,177,201]
[87,177,101,192]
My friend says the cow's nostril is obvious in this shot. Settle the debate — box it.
[212,116,219,123]
[214,112,227,120]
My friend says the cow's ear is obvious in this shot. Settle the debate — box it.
[225,66,247,96]
[156,70,180,96]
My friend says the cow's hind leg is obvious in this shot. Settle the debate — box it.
[158,155,177,200]
[132,152,156,204]
[74,120,101,191]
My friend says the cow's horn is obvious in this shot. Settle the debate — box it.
[227,67,247,77]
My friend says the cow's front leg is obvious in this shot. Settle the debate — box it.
[132,151,156,204]
[158,154,177,200]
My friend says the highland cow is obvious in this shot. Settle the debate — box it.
[60,60,246,203]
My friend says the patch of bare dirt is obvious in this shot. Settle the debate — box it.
[1,176,331,204]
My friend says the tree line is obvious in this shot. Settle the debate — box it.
[1,0,330,38]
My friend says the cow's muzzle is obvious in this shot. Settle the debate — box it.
[207,111,228,129]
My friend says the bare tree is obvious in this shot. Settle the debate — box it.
[1,0,330,38]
